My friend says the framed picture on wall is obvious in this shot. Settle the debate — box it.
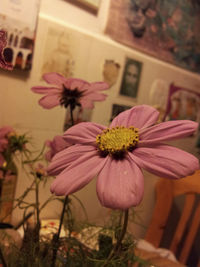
[110,104,132,122]
[105,0,200,73]
[120,57,143,98]
[65,0,101,14]
[0,0,40,71]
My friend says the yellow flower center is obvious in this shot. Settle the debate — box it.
[96,126,139,157]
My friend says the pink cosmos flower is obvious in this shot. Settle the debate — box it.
[48,105,199,210]
[31,73,109,110]
[45,135,70,162]
[0,126,14,152]
[0,30,13,70]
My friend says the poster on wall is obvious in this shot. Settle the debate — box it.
[41,26,75,79]
[105,0,200,73]
[102,59,121,88]
[0,0,40,71]
[164,83,200,122]
[120,57,142,98]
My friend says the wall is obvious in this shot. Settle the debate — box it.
[1,0,200,238]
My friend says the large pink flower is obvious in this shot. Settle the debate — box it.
[31,73,109,110]
[48,105,199,210]
[45,135,70,162]
[0,30,13,70]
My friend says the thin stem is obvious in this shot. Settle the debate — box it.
[0,247,7,267]
[51,104,74,266]
[51,195,68,267]
[70,104,74,125]
[114,209,129,252]
[103,209,129,266]
[35,179,40,226]
[35,177,40,247]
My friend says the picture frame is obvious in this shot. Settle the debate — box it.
[120,57,143,98]
[110,104,132,122]
[164,83,200,122]
[0,0,40,71]
[65,0,101,14]
[105,0,200,73]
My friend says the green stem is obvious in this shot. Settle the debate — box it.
[51,196,68,267]
[103,209,129,266]
[70,104,74,125]
[34,177,40,249]
[51,104,74,266]
[35,178,40,225]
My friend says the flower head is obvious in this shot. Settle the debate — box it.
[0,30,13,70]
[35,163,47,179]
[0,126,14,152]
[31,73,109,110]
[48,105,199,210]
[45,135,70,162]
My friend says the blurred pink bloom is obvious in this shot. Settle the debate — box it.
[49,105,199,210]
[0,30,13,70]
[0,126,14,152]
[31,73,109,110]
[45,135,70,162]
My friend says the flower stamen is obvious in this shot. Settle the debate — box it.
[96,126,139,157]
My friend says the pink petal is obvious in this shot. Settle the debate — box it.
[110,105,159,128]
[31,86,59,94]
[79,99,94,109]
[42,72,67,86]
[45,135,69,162]
[90,82,109,91]
[51,135,69,151]
[50,149,107,195]
[38,94,60,109]
[69,79,89,91]
[139,120,198,145]
[63,122,106,145]
[96,156,144,210]
[130,145,199,179]
[82,92,107,101]
[47,144,95,175]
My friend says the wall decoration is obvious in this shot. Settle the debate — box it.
[65,0,101,14]
[120,57,142,98]
[149,79,169,122]
[102,60,120,88]
[0,0,40,71]
[105,0,200,73]
[41,27,75,78]
[164,84,200,122]
[110,103,132,122]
